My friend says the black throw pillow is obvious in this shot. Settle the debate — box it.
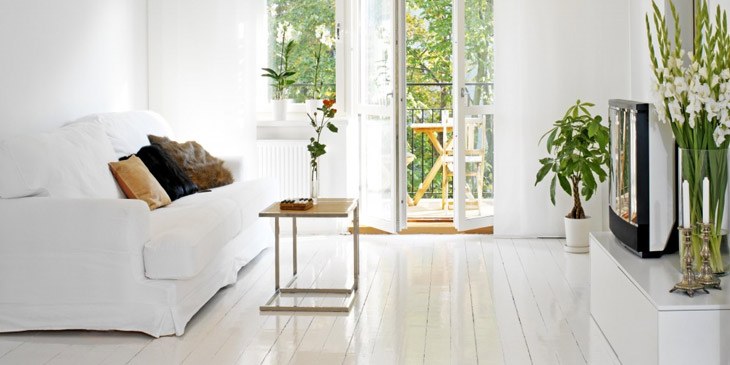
[121,144,198,201]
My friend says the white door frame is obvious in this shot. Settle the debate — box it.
[355,0,407,233]
[453,0,494,231]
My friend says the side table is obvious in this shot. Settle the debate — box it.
[258,198,359,312]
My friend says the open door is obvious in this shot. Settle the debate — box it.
[453,0,495,231]
[355,0,407,233]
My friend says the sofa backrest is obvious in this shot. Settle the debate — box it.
[72,111,174,159]
[0,121,123,199]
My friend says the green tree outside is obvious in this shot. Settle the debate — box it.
[268,0,494,200]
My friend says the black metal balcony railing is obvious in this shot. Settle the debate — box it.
[406,82,493,200]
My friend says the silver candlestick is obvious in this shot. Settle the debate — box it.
[670,226,709,297]
[697,222,722,290]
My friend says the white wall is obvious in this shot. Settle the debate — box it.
[0,0,148,138]
[148,0,263,172]
[493,0,631,237]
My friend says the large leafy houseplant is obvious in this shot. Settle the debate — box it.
[535,100,610,219]
[647,0,730,272]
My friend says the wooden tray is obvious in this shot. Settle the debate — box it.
[279,199,314,211]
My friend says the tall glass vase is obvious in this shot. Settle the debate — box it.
[310,158,320,205]
[678,148,730,275]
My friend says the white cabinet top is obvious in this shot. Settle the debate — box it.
[591,231,730,311]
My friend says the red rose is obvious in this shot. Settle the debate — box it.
[323,99,335,107]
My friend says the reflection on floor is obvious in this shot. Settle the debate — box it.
[407,198,494,220]
[0,235,618,364]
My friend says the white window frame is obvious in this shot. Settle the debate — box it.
[256,0,351,121]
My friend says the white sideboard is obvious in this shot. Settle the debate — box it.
[590,232,730,364]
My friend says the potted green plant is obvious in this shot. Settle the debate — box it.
[262,21,298,120]
[305,24,335,115]
[535,100,610,253]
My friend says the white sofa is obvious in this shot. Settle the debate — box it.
[0,111,275,337]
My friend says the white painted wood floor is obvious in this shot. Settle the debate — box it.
[0,235,619,365]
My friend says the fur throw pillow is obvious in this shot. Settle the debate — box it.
[148,135,234,190]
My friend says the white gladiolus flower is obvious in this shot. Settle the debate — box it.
[712,74,721,87]
[669,99,685,125]
[713,125,729,146]
[700,67,709,79]
[722,69,730,80]
[674,77,688,93]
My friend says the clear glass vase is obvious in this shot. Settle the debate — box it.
[678,148,730,275]
[310,159,319,205]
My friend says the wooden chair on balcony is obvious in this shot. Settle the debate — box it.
[441,117,486,211]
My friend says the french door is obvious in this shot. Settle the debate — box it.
[355,0,407,233]
[452,0,494,231]
[356,0,493,232]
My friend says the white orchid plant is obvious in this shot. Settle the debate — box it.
[647,0,730,273]
[311,24,335,100]
[262,21,300,100]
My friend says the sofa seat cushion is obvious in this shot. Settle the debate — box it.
[145,198,242,279]
[171,181,263,230]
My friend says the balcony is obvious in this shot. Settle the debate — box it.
[286,82,495,221]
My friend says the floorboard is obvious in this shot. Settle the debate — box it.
[0,235,619,365]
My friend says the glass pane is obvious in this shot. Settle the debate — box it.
[362,115,394,222]
[360,0,393,106]
[463,114,494,219]
[267,0,336,103]
[464,0,494,106]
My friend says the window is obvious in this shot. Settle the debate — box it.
[267,0,338,103]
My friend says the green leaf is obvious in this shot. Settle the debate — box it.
[550,175,557,205]
[587,120,599,137]
[581,165,597,191]
[558,174,572,196]
[546,128,558,153]
[326,123,338,132]
[535,163,552,185]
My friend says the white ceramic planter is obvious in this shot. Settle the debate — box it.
[271,99,290,121]
[304,99,323,116]
[564,216,592,253]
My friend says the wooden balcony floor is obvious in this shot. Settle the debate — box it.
[407,198,494,221]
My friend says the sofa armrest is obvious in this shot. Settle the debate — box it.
[0,197,150,255]
[0,198,164,315]
[221,155,246,182]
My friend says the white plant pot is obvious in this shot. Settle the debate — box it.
[564,216,592,253]
[271,99,290,121]
[304,99,323,116]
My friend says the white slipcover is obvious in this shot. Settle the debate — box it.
[146,198,242,280]
[0,122,122,199]
[0,111,276,337]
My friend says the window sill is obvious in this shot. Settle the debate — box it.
[256,118,349,128]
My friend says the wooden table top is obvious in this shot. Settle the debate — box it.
[259,198,358,218]
[410,123,453,132]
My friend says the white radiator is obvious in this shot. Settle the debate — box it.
[257,140,310,199]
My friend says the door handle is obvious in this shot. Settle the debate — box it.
[460,87,467,98]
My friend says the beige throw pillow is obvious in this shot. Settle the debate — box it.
[109,155,171,210]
